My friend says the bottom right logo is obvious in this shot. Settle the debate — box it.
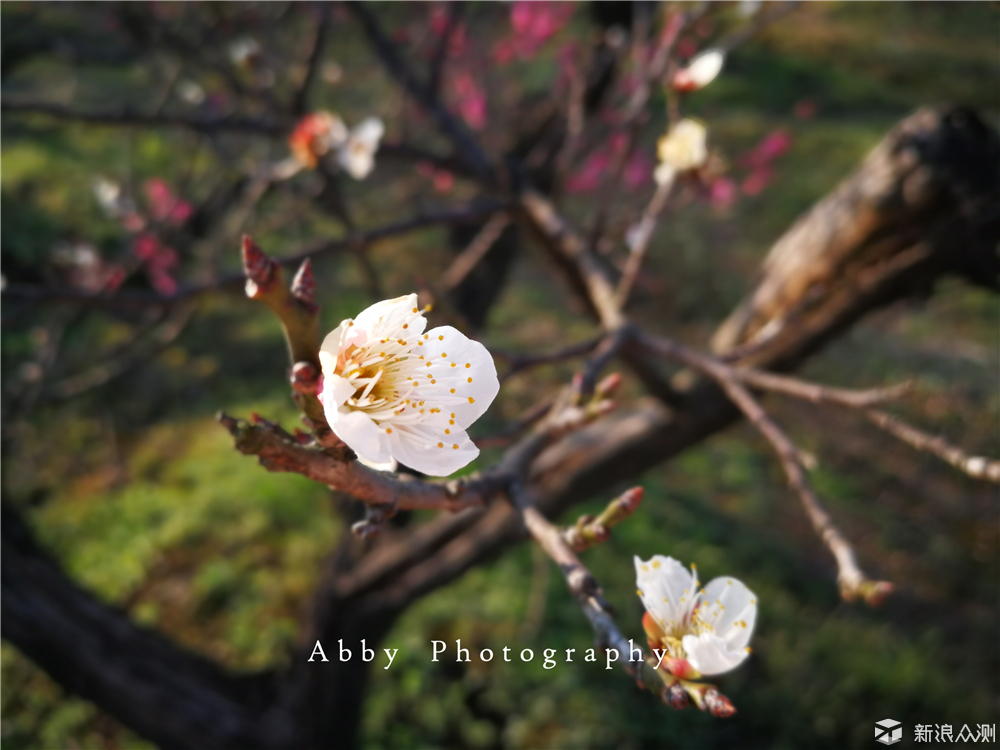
[876,718,902,745]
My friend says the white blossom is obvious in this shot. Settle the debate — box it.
[176,79,206,105]
[654,118,708,186]
[229,37,261,67]
[318,294,499,476]
[92,177,135,219]
[635,555,757,677]
[336,117,385,180]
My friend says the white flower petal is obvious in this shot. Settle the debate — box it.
[682,632,749,676]
[698,577,757,651]
[353,294,426,338]
[351,117,385,147]
[319,322,346,356]
[653,163,676,187]
[338,117,384,179]
[387,418,479,477]
[328,409,392,465]
[414,326,498,427]
[634,555,698,632]
[321,114,349,150]
[684,49,725,89]
[321,374,357,411]
[357,455,398,473]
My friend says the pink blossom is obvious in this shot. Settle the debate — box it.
[428,5,467,57]
[708,177,737,209]
[656,12,684,55]
[149,271,178,296]
[739,130,792,171]
[494,1,574,63]
[741,167,773,196]
[676,37,698,59]
[432,170,454,193]
[623,151,653,190]
[794,99,817,120]
[133,231,180,295]
[133,233,160,261]
[451,72,486,130]
[510,1,572,41]
[565,151,610,194]
[103,265,126,292]
[144,178,192,225]
[132,234,177,271]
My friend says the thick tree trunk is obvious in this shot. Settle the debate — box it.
[2,107,997,750]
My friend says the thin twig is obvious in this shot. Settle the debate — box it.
[637,331,891,604]
[292,3,331,116]
[493,335,603,383]
[428,2,464,98]
[508,483,653,685]
[2,201,510,313]
[218,413,501,513]
[346,2,496,184]
[614,177,676,308]
[440,212,511,291]
[864,408,1000,483]
[1,99,285,135]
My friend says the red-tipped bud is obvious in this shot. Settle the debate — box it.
[704,688,736,718]
[291,361,320,394]
[242,235,277,296]
[291,258,317,307]
[618,486,644,513]
[662,683,689,710]
[595,372,623,398]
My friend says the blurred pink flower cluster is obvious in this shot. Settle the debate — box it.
[451,72,487,130]
[133,233,179,296]
[416,161,455,194]
[144,178,193,225]
[494,1,575,64]
[565,133,652,194]
[92,175,191,296]
[738,129,792,197]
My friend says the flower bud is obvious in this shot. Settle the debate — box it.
[291,258,317,309]
[662,683,689,710]
[704,687,736,718]
[673,48,725,92]
[242,235,277,297]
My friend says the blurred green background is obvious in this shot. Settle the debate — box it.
[2,2,998,748]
